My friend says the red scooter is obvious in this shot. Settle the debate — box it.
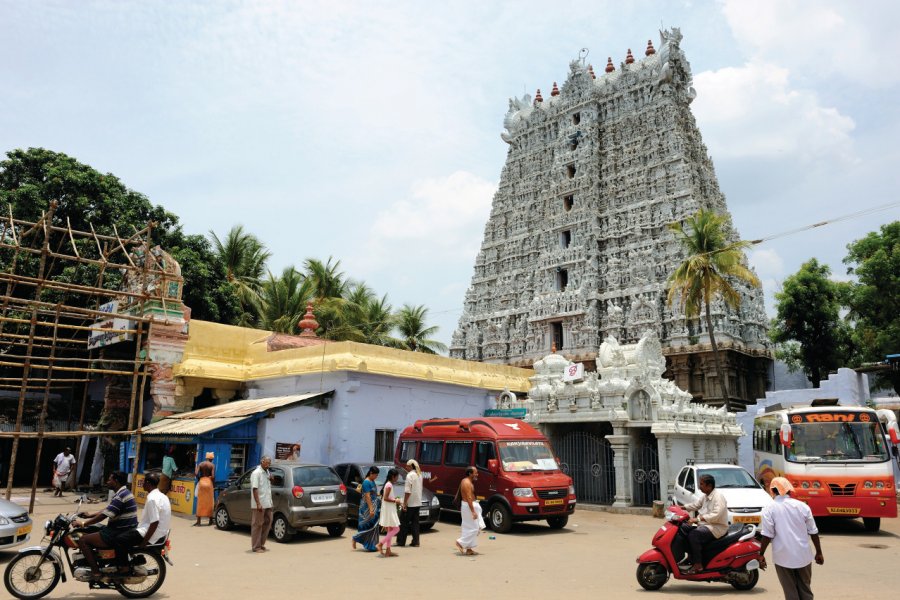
[635,505,761,591]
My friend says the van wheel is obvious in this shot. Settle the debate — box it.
[272,514,293,543]
[547,515,568,529]
[326,522,346,537]
[863,517,881,533]
[488,503,513,534]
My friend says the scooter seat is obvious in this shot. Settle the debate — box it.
[702,524,751,563]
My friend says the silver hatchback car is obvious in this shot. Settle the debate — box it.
[0,497,32,550]
[214,462,349,542]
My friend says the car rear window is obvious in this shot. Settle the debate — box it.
[293,466,341,486]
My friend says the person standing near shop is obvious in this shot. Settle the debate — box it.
[759,477,824,600]
[250,455,273,553]
[397,459,422,547]
[160,446,177,494]
[194,452,216,527]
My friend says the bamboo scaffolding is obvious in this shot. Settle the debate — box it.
[29,304,61,512]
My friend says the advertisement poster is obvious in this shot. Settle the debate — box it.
[134,474,196,515]
[275,442,301,461]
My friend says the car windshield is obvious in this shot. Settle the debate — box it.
[698,468,760,489]
[788,420,890,462]
[293,466,341,486]
[498,440,559,472]
[374,466,405,487]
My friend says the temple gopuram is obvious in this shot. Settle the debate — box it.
[450,29,771,410]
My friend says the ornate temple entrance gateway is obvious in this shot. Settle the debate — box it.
[504,332,742,506]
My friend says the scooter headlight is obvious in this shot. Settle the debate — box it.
[44,520,52,535]
[664,510,676,521]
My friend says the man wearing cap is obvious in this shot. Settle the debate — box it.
[759,477,824,600]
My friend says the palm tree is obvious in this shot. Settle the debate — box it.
[303,256,348,300]
[210,225,270,325]
[666,209,760,412]
[395,304,447,354]
[256,267,314,333]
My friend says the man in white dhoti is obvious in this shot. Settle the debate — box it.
[455,467,485,555]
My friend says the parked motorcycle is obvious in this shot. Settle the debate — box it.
[3,497,172,599]
[635,504,761,591]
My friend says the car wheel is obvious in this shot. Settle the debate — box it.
[863,517,881,533]
[547,515,568,529]
[272,514,293,543]
[488,503,513,534]
[214,506,233,530]
[326,522,346,537]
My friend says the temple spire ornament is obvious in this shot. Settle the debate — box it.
[298,302,319,338]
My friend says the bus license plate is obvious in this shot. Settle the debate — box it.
[733,516,760,524]
[16,525,32,536]
[311,493,334,503]
[544,499,564,506]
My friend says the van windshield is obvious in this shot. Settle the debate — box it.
[498,441,559,472]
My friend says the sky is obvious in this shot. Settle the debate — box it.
[1,0,899,349]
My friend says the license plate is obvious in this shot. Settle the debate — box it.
[311,493,334,503]
[419,508,430,517]
[16,525,31,536]
[732,516,760,524]
[827,507,860,515]
[544,499,564,506]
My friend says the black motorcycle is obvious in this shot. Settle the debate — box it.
[3,497,172,599]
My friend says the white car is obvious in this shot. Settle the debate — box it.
[672,463,772,525]
[0,497,32,549]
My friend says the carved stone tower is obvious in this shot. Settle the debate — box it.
[450,29,771,410]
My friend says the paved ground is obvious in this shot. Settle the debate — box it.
[2,491,899,599]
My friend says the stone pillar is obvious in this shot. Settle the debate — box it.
[608,429,633,507]
[655,433,674,502]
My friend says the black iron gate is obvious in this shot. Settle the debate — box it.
[555,431,615,505]
[632,443,661,506]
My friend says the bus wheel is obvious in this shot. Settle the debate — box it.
[863,517,881,533]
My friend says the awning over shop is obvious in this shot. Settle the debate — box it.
[139,391,333,437]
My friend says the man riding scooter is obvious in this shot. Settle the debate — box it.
[681,474,729,573]
[73,471,138,579]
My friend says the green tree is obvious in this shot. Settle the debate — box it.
[770,259,849,386]
[210,225,270,326]
[667,209,760,411]
[843,221,900,393]
[256,267,314,333]
[303,256,348,300]
[396,304,447,354]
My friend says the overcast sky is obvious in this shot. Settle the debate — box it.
[2,0,898,348]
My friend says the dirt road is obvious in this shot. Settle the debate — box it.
[3,494,898,599]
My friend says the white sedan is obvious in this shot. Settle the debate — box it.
[0,497,32,549]
[672,463,772,525]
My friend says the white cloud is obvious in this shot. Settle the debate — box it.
[693,62,856,162]
[351,170,496,272]
[719,0,900,86]
[748,247,784,281]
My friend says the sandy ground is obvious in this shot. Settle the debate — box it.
[2,491,898,599]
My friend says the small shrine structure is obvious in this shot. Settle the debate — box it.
[505,331,742,507]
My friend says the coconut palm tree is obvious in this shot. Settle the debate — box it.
[666,209,760,412]
[210,225,270,325]
[256,266,314,333]
[303,256,348,300]
[395,304,447,354]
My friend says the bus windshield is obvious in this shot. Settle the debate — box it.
[788,421,889,462]
[498,440,559,472]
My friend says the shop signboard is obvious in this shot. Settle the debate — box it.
[88,301,134,350]
[484,408,527,418]
[134,473,196,515]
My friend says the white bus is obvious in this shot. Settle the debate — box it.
[753,400,900,532]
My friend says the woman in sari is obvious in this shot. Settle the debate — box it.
[194,452,216,526]
[351,466,381,552]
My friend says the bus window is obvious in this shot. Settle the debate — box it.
[420,441,443,465]
[445,441,473,467]
[475,441,496,470]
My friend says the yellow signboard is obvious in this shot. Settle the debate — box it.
[134,474,196,515]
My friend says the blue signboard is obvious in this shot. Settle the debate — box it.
[484,408,527,418]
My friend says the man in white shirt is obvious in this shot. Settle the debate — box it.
[398,459,423,547]
[759,477,824,600]
[250,455,273,553]
[52,447,77,496]
[682,474,729,573]
[110,472,171,574]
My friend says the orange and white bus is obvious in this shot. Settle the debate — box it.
[753,401,900,532]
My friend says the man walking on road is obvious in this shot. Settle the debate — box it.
[52,447,76,496]
[759,477,824,600]
[455,466,484,556]
[397,459,422,547]
[250,455,274,553]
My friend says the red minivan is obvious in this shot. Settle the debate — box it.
[395,417,576,533]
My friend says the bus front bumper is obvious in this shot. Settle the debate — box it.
[798,495,898,518]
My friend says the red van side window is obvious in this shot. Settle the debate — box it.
[420,441,443,465]
[475,441,496,469]
[399,441,417,462]
[445,441,473,467]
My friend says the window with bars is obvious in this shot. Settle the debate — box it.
[374,429,396,462]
